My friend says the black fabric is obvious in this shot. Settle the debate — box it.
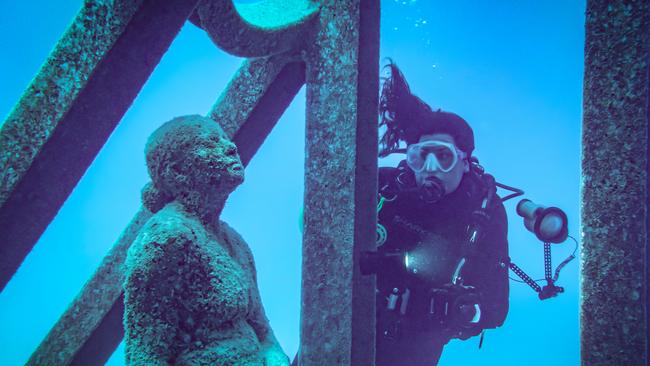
[375,165,509,366]
[401,111,474,155]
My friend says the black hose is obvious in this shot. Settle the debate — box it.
[495,181,524,202]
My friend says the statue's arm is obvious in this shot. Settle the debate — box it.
[248,278,290,366]
[221,223,290,366]
[123,217,196,365]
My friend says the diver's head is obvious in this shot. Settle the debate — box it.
[143,115,244,214]
[408,133,469,194]
[378,61,474,195]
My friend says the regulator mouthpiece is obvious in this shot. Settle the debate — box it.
[517,199,568,243]
[419,176,445,203]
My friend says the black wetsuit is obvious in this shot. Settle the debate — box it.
[375,163,509,366]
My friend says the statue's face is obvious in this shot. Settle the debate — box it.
[146,116,245,206]
[189,129,244,197]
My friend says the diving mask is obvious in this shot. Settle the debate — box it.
[406,140,466,173]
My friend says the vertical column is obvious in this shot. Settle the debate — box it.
[581,1,650,365]
[301,1,379,365]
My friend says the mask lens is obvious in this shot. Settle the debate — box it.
[407,141,459,172]
[422,145,455,170]
[407,145,428,171]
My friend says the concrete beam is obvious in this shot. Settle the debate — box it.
[581,1,650,365]
[0,0,200,292]
[209,54,307,164]
[26,209,148,366]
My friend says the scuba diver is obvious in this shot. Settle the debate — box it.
[360,63,510,366]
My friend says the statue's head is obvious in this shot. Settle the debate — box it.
[142,115,244,214]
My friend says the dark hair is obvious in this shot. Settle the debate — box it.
[379,61,475,156]
[141,181,172,213]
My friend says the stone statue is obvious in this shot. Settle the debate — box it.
[123,115,289,365]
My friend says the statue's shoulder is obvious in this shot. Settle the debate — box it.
[136,204,203,250]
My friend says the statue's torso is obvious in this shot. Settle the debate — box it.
[126,203,264,365]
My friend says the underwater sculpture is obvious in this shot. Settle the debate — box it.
[123,115,288,365]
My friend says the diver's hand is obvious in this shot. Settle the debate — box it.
[262,346,290,366]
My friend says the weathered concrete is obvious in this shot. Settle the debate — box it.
[581,1,650,365]
[69,293,125,366]
[29,54,305,365]
[300,1,379,365]
[195,0,320,57]
[0,0,200,292]
[0,0,142,207]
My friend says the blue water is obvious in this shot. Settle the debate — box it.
[0,1,584,365]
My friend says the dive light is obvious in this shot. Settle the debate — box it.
[516,199,568,243]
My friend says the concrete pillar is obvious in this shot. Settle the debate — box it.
[301,1,379,365]
[581,1,650,365]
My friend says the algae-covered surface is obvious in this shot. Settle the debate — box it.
[124,115,288,365]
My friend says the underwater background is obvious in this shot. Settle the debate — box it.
[0,1,584,365]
